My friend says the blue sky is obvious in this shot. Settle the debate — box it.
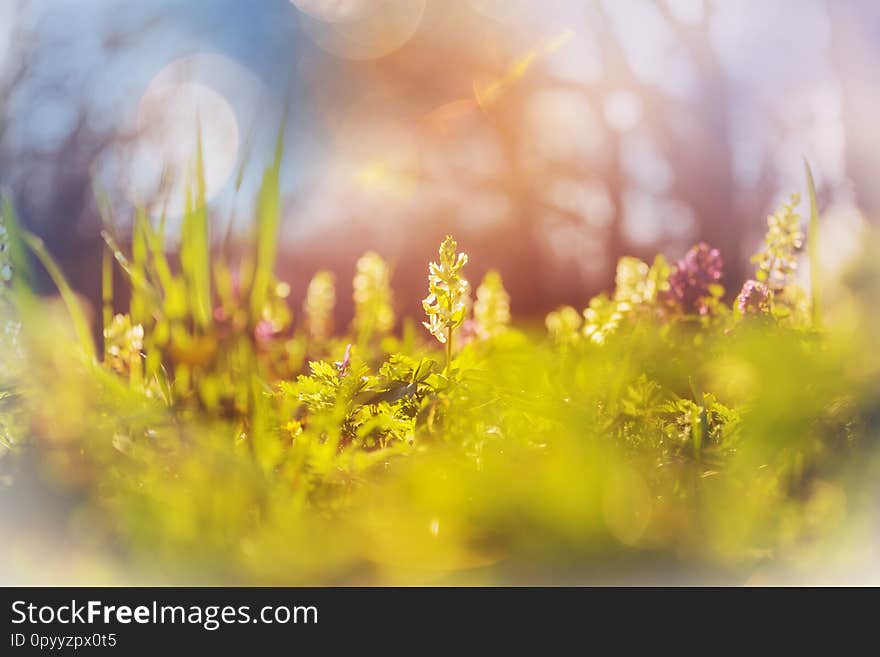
[7,0,317,230]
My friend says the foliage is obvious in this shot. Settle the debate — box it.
[0,158,877,585]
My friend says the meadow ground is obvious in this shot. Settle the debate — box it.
[1,158,878,585]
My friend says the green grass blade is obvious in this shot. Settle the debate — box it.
[130,207,150,326]
[144,208,175,295]
[179,124,213,330]
[249,124,285,323]
[102,242,114,341]
[193,125,212,329]
[21,231,95,359]
[100,229,159,303]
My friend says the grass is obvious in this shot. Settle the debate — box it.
[0,150,878,585]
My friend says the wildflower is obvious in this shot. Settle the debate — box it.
[422,236,470,345]
[284,419,303,440]
[752,194,804,291]
[423,235,470,372]
[254,318,279,345]
[545,306,582,345]
[353,252,395,344]
[335,343,352,377]
[736,279,771,316]
[614,255,670,309]
[304,270,335,342]
[252,281,292,350]
[583,294,624,344]
[103,313,144,375]
[474,270,510,338]
[664,242,724,315]
[614,257,651,308]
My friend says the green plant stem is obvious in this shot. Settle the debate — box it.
[688,376,706,461]
[102,243,113,340]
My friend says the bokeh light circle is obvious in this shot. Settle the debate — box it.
[124,56,243,217]
[296,0,425,61]
[290,0,368,23]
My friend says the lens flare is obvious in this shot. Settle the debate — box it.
[473,30,575,112]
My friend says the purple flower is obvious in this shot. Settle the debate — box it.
[254,319,280,349]
[736,279,770,315]
[335,343,353,377]
[664,242,723,315]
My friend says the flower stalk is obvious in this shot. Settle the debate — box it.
[422,235,470,375]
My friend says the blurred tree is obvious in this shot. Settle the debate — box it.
[0,0,871,325]
[290,0,795,317]
[0,2,159,304]
[828,0,880,221]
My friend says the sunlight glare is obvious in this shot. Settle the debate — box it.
[126,57,241,218]
[297,0,425,60]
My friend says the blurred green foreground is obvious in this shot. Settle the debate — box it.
[1,157,879,585]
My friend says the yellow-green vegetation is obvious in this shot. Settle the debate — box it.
[0,151,878,585]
